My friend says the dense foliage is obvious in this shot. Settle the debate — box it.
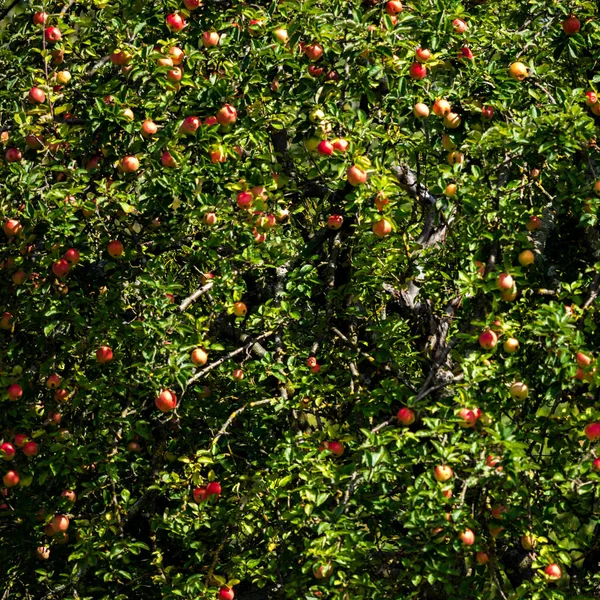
[1,0,600,598]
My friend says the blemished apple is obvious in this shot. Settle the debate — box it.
[509,62,528,80]
[155,389,177,412]
[36,546,50,560]
[233,302,247,317]
[327,215,343,230]
[28,86,46,104]
[478,330,497,350]
[96,346,113,364]
[191,348,208,366]
[509,381,528,400]
[372,218,392,237]
[584,422,600,441]
[503,337,519,353]
[107,240,124,258]
[433,465,453,482]
[397,407,415,425]
[347,165,367,185]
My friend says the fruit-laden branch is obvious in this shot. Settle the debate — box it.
[178,281,214,312]
[211,398,276,447]
[186,330,275,386]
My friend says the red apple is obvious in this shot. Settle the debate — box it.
[584,422,600,441]
[562,15,580,35]
[592,458,600,471]
[415,47,431,63]
[307,65,323,77]
[452,18,468,33]
[458,46,474,61]
[385,0,402,14]
[372,218,392,237]
[317,140,333,156]
[232,369,244,380]
[61,489,76,502]
[110,50,132,66]
[327,214,343,230]
[120,156,139,173]
[304,43,323,61]
[576,352,592,368]
[63,248,80,264]
[22,441,39,457]
[210,146,226,163]
[183,0,202,9]
[202,31,220,47]
[166,67,182,82]
[36,546,50,560]
[585,91,598,106]
[204,212,217,225]
[206,481,221,497]
[218,587,234,600]
[193,487,207,502]
[107,240,124,258]
[347,165,367,186]
[433,99,451,117]
[481,105,494,120]
[397,407,415,426]
[434,465,453,482]
[476,552,489,565]
[169,46,184,65]
[413,102,429,118]
[51,514,69,532]
[32,11,48,25]
[190,348,208,366]
[155,389,177,412]
[166,13,185,31]
[237,191,253,209]
[496,273,514,291]
[327,441,344,456]
[141,120,158,137]
[544,563,562,580]
[332,138,349,152]
[28,87,46,104]
[233,302,247,317]
[313,562,333,579]
[0,443,16,460]
[13,434,28,448]
[44,26,62,42]
[54,388,69,403]
[179,116,200,135]
[459,529,475,545]
[478,330,497,350]
[409,62,426,80]
[46,374,61,389]
[526,215,542,231]
[216,104,237,126]
[458,408,478,428]
[5,148,22,162]
[4,219,22,237]
[7,384,23,401]
[161,151,177,168]
[52,259,70,279]
[96,346,113,364]
[3,470,19,487]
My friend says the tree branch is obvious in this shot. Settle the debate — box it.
[211,398,275,446]
[179,282,214,311]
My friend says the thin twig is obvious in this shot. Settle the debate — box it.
[211,398,275,446]
[178,282,214,311]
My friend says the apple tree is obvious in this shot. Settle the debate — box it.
[1,0,600,598]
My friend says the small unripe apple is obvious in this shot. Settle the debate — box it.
[397,407,415,425]
[107,240,124,258]
[191,348,208,366]
[509,62,528,81]
[518,250,534,266]
[503,337,519,353]
[521,534,536,550]
[155,389,177,412]
[413,103,429,118]
[433,465,453,482]
[509,381,528,400]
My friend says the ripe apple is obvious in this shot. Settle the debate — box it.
[13,434,28,448]
[44,26,62,42]
[433,465,453,482]
[237,191,253,209]
[585,91,598,106]
[166,13,185,31]
[4,219,22,237]
[313,562,333,579]
[327,214,343,230]
[397,407,415,425]
[327,441,344,456]
[107,240,124,258]
[308,65,323,77]
[120,156,139,173]
[521,534,536,550]
[452,18,468,33]
[61,490,76,502]
[304,43,323,61]
[22,442,39,457]
[161,151,177,168]
[496,273,514,291]
[518,250,534,266]
[96,346,113,364]
[433,99,451,117]
[156,56,174,67]
[0,443,16,460]
[216,104,237,126]
[413,102,429,118]
[193,487,207,502]
[476,552,489,565]
[409,62,426,80]
[459,529,475,545]
[458,408,477,428]
[46,374,61,390]
[36,546,50,560]
[7,384,23,401]
[218,587,234,600]
[12,270,27,285]
[63,248,80,264]
[385,0,402,14]
[444,183,457,197]
[481,105,494,120]
[584,422,600,441]
[179,116,200,135]
[458,46,474,61]
[416,47,431,62]
[3,470,19,487]
[54,388,69,402]
[25,134,43,150]
[110,50,132,65]
[52,514,69,532]
[169,46,184,65]
[332,138,349,152]
[526,215,542,231]
[443,112,461,129]
[32,11,48,25]
[447,150,464,164]
[57,71,71,85]
[478,330,497,350]
[576,352,592,368]
[28,87,46,104]
[155,389,177,412]
[544,564,562,580]
[562,15,580,35]
[317,140,334,156]
[491,504,506,519]
[232,369,244,380]
[141,120,158,137]
[273,28,288,43]
[233,302,247,317]
[503,337,519,353]
[202,31,220,47]
[372,218,392,237]
[191,348,208,366]
[166,67,182,82]
[5,148,22,162]
[347,165,367,186]
[509,381,528,400]
[204,212,217,225]
[592,458,600,471]
[509,62,528,81]
[120,108,134,120]
[375,192,389,211]
[206,481,221,497]
[210,146,226,163]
